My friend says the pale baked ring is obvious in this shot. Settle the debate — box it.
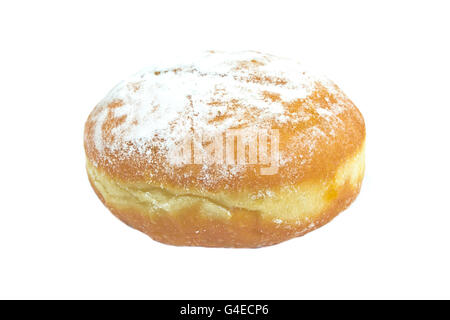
[84,51,365,248]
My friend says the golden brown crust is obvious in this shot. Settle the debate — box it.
[87,158,363,248]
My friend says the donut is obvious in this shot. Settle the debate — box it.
[84,51,365,248]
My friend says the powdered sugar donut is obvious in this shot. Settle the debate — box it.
[84,51,365,248]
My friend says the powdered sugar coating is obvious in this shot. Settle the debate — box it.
[84,51,363,191]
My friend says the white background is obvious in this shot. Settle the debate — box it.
[1,0,449,299]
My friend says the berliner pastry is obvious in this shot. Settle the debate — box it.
[84,51,365,248]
